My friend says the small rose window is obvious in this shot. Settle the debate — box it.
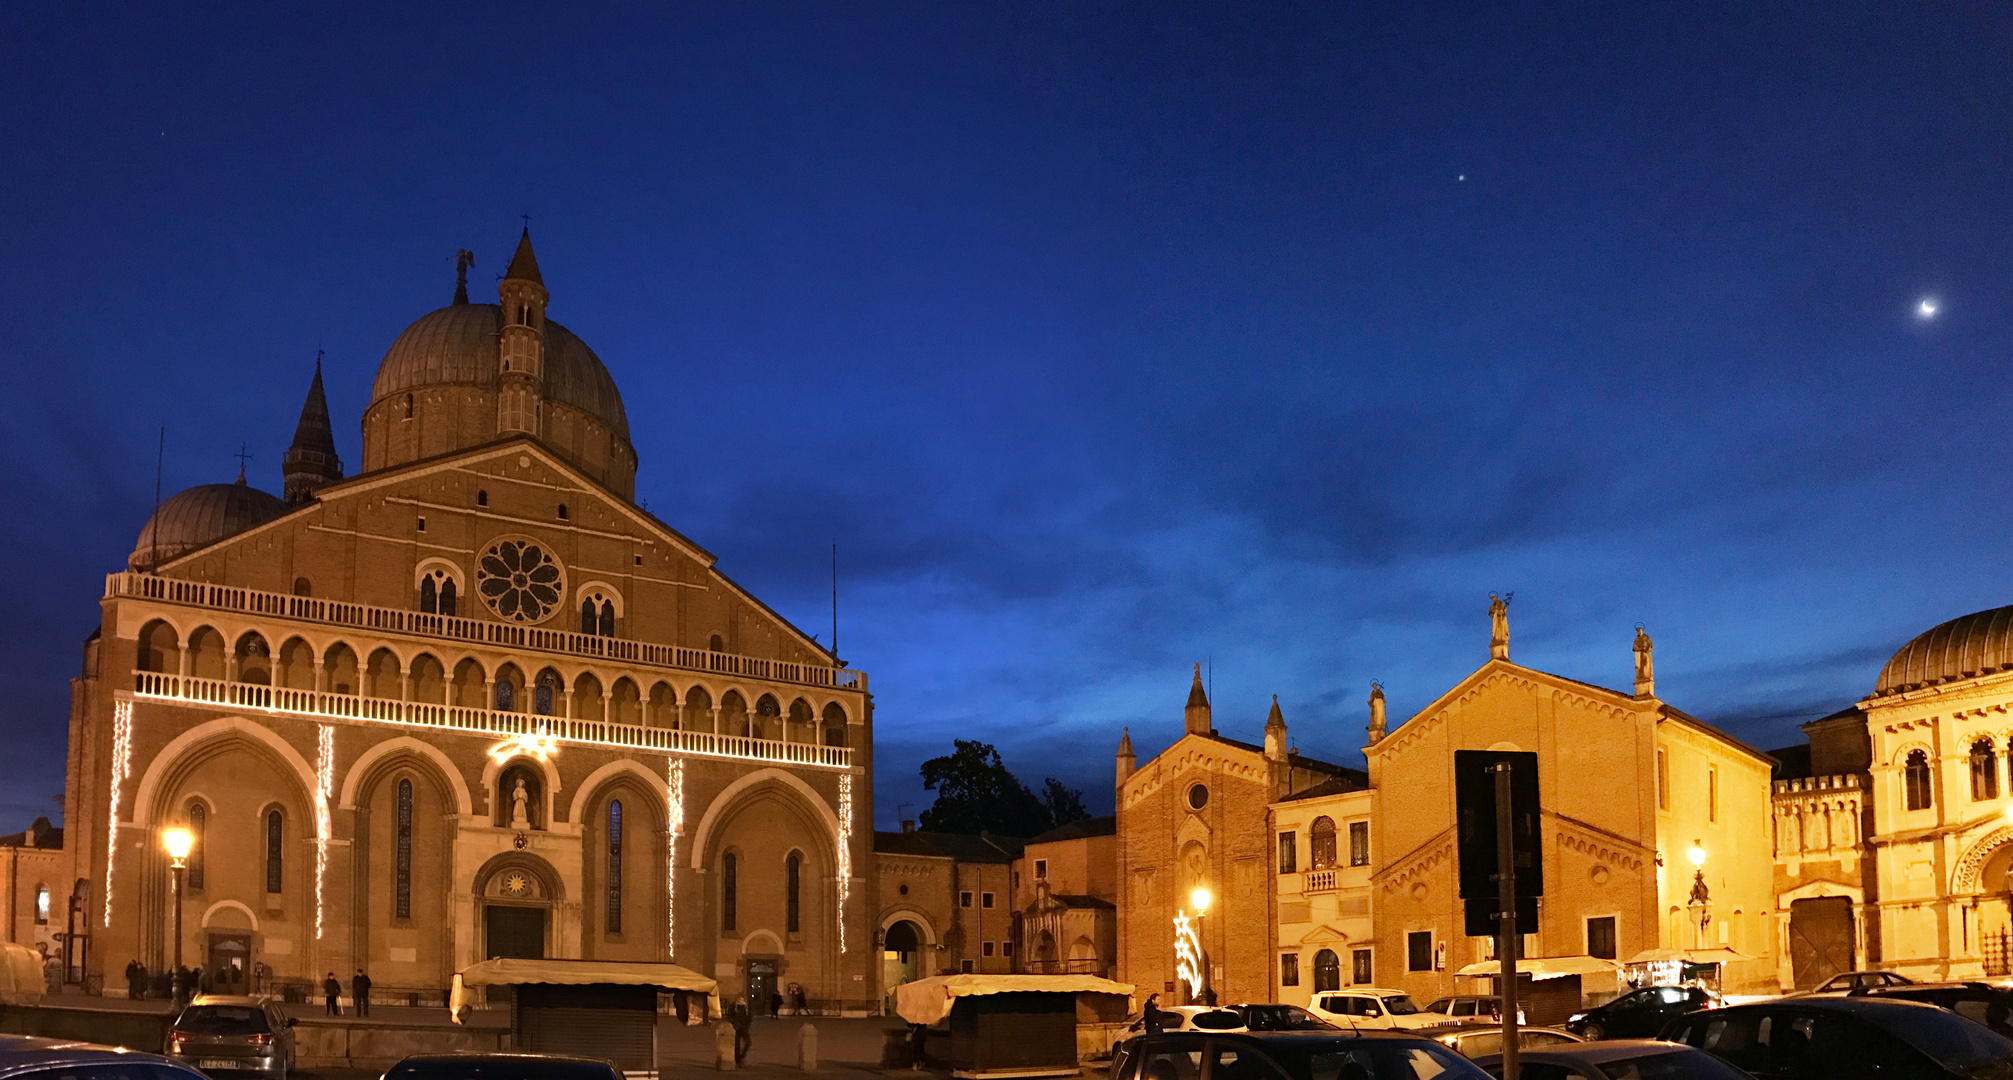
[476,537,566,623]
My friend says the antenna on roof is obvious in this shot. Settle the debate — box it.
[149,424,165,572]
[831,542,840,662]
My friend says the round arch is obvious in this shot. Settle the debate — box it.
[199,899,260,932]
[879,907,938,946]
[479,751,564,823]
[567,760,668,827]
[338,735,473,815]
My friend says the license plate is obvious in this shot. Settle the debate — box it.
[197,1060,242,1069]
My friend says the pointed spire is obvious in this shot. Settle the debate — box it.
[1116,727,1137,786]
[1184,663,1213,736]
[1266,694,1285,728]
[1263,694,1287,762]
[453,249,474,304]
[504,228,543,285]
[1118,727,1134,756]
[282,353,344,504]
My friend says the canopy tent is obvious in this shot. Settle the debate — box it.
[450,958,721,1020]
[1453,955,1622,982]
[0,943,44,1005]
[1625,948,1752,965]
[893,973,1134,1026]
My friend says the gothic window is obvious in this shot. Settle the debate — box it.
[786,852,801,934]
[395,779,413,919]
[1309,817,1338,869]
[186,802,206,891]
[1313,949,1341,993]
[419,568,459,616]
[1973,739,1999,801]
[598,600,614,637]
[723,852,738,932]
[580,599,596,635]
[606,800,624,933]
[440,578,457,616]
[495,681,514,711]
[265,809,284,894]
[534,673,558,716]
[421,576,437,613]
[1904,750,1933,811]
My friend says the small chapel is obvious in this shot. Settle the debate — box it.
[61,231,877,1009]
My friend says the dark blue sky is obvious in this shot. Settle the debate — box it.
[5,5,2011,829]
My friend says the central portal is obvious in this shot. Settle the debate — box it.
[486,905,548,960]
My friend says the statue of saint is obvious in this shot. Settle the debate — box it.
[1367,682,1387,741]
[1634,625,1655,686]
[510,777,531,829]
[1489,593,1510,660]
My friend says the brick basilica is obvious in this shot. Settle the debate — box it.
[62,231,876,1009]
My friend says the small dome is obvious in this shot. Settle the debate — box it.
[130,478,288,570]
[371,304,629,439]
[1876,605,2013,694]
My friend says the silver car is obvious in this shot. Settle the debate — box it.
[167,995,296,1080]
[0,1032,212,1080]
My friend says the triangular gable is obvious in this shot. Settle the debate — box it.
[1299,924,1352,945]
[1370,659,1644,760]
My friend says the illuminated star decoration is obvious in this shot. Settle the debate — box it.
[489,726,560,763]
[1172,912,1203,997]
[1917,297,1939,320]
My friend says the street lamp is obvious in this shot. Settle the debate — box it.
[1686,841,1711,950]
[163,827,193,1002]
[1190,887,1213,1005]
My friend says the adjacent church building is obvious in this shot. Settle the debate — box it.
[64,232,877,1009]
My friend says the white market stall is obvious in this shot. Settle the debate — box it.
[1452,955,1623,1026]
[894,974,1135,1079]
[452,958,720,1073]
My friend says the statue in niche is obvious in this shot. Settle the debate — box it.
[510,777,531,829]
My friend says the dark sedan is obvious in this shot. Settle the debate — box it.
[384,1054,624,1080]
[1659,994,2013,1079]
[1113,1028,1493,1080]
[1856,980,2013,1037]
[1566,987,1714,1041]
[1474,1040,1755,1079]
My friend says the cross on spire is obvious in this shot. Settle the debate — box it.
[521,213,531,231]
[234,443,253,482]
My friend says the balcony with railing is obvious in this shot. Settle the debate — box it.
[130,671,852,769]
[1302,868,1338,893]
[106,571,866,693]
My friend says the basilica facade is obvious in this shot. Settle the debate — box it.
[64,232,876,1009]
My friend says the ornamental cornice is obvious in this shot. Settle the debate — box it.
[1119,738,1266,810]
[1552,827,1648,874]
[1372,826,1454,887]
[1863,670,2013,715]
[1378,839,1454,895]
[1952,825,2013,895]
[1379,666,1637,763]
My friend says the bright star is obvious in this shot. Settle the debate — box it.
[1917,298,1939,319]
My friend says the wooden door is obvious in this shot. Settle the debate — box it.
[1789,896,1854,990]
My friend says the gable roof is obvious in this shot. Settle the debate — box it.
[873,830,1024,862]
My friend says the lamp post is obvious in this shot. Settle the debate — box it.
[1190,886,1213,1006]
[1685,841,1711,951]
[163,827,192,1003]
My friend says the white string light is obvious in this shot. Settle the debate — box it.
[104,701,133,928]
[1173,912,1203,997]
[836,774,852,953]
[488,726,559,764]
[315,724,334,940]
[666,757,683,958]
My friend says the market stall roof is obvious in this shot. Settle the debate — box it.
[1454,955,1622,982]
[1625,948,1753,965]
[893,973,1135,1026]
[451,958,719,1020]
[0,942,42,1006]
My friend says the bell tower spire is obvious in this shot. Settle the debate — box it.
[282,352,343,503]
[1184,663,1212,736]
[497,226,548,439]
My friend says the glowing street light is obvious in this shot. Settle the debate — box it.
[163,826,193,1002]
[163,827,193,864]
[1686,839,1711,949]
[1190,886,1212,915]
[1688,842,1706,869]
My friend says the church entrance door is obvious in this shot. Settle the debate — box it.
[207,933,250,993]
[1789,896,1855,990]
[486,905,548,960]
[745,959,777,1013]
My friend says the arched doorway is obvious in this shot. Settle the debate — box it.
[478,856,559,961]
[883,920,925,996]
[1313,949,1341,992]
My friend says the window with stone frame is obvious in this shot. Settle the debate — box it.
[785,852,801,934]
[1309,817,1337,869]
[722,852,738,932]
[1277,831,1296,874]
[1973,739,2000,801]
[395,779,413,919]
[186,801,207,892]
[1905,750,1933,811]
[1348,821,1370,867]
[606,800,623,933]
[265,809,284,894]
[1350,948,1372,985]
[1280,952,1300,987]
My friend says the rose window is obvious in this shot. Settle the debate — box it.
[475,537,566,623]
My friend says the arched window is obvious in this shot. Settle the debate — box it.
[599,600,615,638]
[495,681,514,711]
[558,504,569,521]
[292,577,312,597]
[1309,817,1338,869]
[723,852,738,933]
[421,576,437,614]
[581,599,596,635]
[1313,949,1341,993]
[419,569,458,617]
[265,809,284,894]
[33,885,48,925]
[534,673,558,716]
[403,393,414,419]
[186,802,207,891]
[709,634,724,653]
[1973,739,2000,802]
[440,578,457,616]
[395,778,413,919]
[1905,750,1934,811]
[477,489,488,507]
[606,800,624,933]
[786,852,801,934]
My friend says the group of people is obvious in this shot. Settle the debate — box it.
[123,959,211,1003]
[322,969,372,1016]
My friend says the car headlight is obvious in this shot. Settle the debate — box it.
[1568,1013,1585,1023]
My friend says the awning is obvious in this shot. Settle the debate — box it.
[451,958,720,1021]
[893,973,1135,1026]
[1625,948,1753,966]
[1454,955,1622,982]
[0,942,43,1006]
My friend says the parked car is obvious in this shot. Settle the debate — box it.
[1566,986,1714,1040]
[384,1054,624,1080]
[1474,1040,1756,1079]
[1112,1028,1493,1080]
[1855,980,2013,1035]
[1306,988,1439,1030]
[1428,1022,1581,1059]
[167,995,297,1080]
[0,1032,213,1080]
[1228,1005,1336,1032]
[1120,1006,1250,1037]
[1812,970,1914,994]
[1659,995,2013,1079]
[1422,995,1525,1026]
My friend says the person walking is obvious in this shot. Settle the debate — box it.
[1142,993,1166,1035]
[792,986,807,1016]
[351,969,372,1018]
[769,990,782,1018]
[728,995,753,1066]
[124,960,144,1001]
[323,972,342,1016]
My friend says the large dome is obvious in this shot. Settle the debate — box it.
[130,478,288,570]
[1876,605,2013,694]
[371,304,630,439]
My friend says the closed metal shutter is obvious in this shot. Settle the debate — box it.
[517,984,657,1072]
